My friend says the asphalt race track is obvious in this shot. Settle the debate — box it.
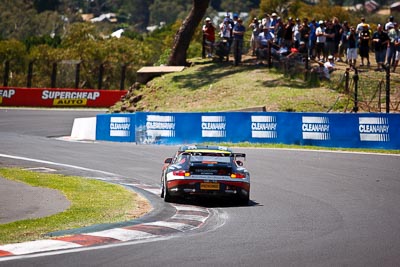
[1,108,400,267]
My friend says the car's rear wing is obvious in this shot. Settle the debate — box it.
[232,153,246,159]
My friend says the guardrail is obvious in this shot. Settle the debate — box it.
[96,112,400,149]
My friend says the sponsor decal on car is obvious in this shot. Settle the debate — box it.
[359,117,390,142]
[302,116,330,140]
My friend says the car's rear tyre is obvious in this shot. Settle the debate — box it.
[160,177,165,198]
[163,180,173,203]
[237,195,249,206]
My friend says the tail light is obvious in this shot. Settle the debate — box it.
[230,173,246,179]
[173,170,191,177]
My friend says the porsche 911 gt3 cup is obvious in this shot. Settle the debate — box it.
[160,145,250,205]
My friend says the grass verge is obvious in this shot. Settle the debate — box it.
[0,168,150,245]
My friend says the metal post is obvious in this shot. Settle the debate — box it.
[51,62,57,88]
[3,60,10,86]
[120,64,126,90]
[304,55,309,81]
[344,68,350,94]
[385,65,390,113]
[352,67,359,113]
[27,61,33,88]
[75,62,80,89]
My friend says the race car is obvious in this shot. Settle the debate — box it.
[160,145,250,205]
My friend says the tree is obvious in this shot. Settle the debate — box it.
[167,0,210,66]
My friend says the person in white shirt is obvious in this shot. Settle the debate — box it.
[385,16,395,32]
[316,20,326,61]
[256,26,274,61]
[322,55,336,79]
[220,18,232,39]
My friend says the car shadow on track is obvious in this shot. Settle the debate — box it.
[170,197,261,208]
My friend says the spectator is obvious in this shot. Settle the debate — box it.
[386,23,398,67]
[233,13,239,25]
[322,55,337,80]
[232,17,246,65]
[293,18,302,48]
[347,26,358,67]
[372,24,389,71]
[220,18,232,41]
[249,17,261,56]
[202,17,216,58]
[269,13,278,34]
[359,24,371,67]
[385,16,395,32]
[308,19,318,59]
[313,55,336,80]
[324,20,336,62]
[261,13,271,29]
[300,18,310,49]
[225,13,235,49]
[338,21,350,62]
[256,25,274,62]
[356,17,367,35]
[393,30,400,72]
[332,17,342,61]
[274,17,284,46]
[282,17,294,48]
[315,20,326,61]
[287,41,307,61]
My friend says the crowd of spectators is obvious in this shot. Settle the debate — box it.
[202,13,400,74]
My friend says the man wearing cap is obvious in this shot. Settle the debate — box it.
[256,25,274,61]
[269,13,278,34]
[202,17,216,58]
[322,55,336,80]
[315,20,326,61]
[386,22,398,67]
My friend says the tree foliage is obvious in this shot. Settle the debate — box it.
[0,0,390,89]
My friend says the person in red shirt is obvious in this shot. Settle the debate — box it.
[202,17,216,58]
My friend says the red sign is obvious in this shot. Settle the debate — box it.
[0,87,127,108]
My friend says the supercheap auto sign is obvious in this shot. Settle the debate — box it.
[0,87,126,107]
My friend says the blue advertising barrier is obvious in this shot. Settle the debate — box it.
[96,113,136,142]
[96,112,400,149]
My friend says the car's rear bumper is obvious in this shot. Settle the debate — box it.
[166,179,250,198]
